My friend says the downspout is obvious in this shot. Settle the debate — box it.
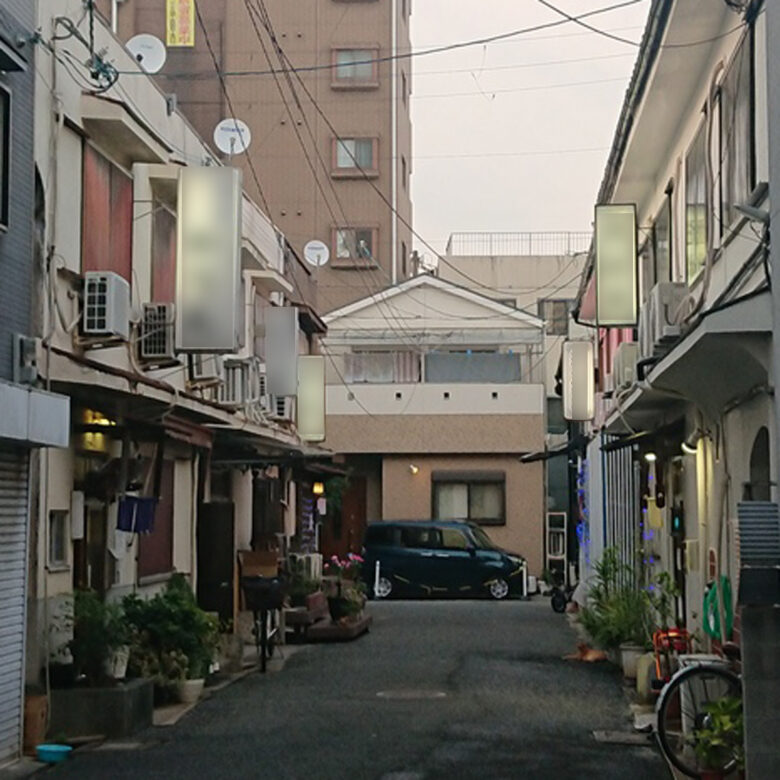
[391,0,398,284]
[111,0,118,34]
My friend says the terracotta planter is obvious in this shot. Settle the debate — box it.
[177,678,205,704]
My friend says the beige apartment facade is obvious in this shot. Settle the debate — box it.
[107,0,413,313]
[321,275,546,575]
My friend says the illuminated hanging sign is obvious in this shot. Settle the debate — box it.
[562,340,594,421]
[266,306,299,397]
[176,167,242,352]
[296,356,326,442]
[166,0,195,47]
[595,203,637,326]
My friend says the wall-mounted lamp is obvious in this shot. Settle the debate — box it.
[409,464,420,475]
[312,481,325,495]
[644,452,657,463]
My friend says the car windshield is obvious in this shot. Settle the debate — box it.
[470,526,499,550]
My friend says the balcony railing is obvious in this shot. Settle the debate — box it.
[446,231,592,257]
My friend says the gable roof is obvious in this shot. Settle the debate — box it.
[323,273,544,329]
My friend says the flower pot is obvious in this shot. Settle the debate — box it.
[177,678,205,704]
[104,646,130,680]
[619,643,645,679]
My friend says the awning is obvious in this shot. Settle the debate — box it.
[519,433,590,463]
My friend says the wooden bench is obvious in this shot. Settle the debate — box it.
[284,591,329,641]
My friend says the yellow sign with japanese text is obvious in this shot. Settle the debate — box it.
[166,0,195,47]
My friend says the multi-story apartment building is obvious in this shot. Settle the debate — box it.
[573,1,776,772]
[438,232,590,579]
[106,0,413,313]
[0,2,70,763]
[321,274,547,576]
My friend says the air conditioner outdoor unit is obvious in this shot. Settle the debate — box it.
[140,303,175,361]
[188,354,224,386]
[83,271,130,339]
[220,360,248,407]
[613,342,640,390]
[639,282,687,359]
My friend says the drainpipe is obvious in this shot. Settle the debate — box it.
[390,0,398,284]
[111,0,118,34]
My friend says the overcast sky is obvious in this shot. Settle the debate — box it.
[409,0,651,260]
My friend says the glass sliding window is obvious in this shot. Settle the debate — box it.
[653,194,672,284]
[335,227,375,261]
[334,49,375,82]
[434,484,469,519]
[432,475,506,526]
[685,122,708,283]
[720,31,754,231]
[335,138,374,169]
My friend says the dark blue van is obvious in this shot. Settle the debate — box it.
[361,520,526,600]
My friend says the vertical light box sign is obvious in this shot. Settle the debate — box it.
[297,356,326,442]
[166,0,195,47]
[176,167,242,352]
[562,340,594,421]
[595,204,638,326]
[266,306,299,397]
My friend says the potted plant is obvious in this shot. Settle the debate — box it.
[123,575,220,704]
[287,557,322,607]
[693,696,744,780]
[323,553,366,622]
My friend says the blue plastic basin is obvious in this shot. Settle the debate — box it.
[36,744,72,764]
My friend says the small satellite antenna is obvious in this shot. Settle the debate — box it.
[213,118,252,156]
[303,239,330,268]
[126,34,167,74]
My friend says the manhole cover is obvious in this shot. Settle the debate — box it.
[376,689,447,700]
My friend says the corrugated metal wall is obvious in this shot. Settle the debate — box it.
[0,450,29,764]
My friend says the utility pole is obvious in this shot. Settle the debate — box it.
[745,2,780,775]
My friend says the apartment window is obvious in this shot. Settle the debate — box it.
[334,227,376,264]
[538,299,572,336]
[685,122,708,283]
[653,193,672,285]
[0,86,10,229]
[432,472,506,526]
[345,350,420,383]
[48,511,68,568]
[720,30,754,231]
[82,144,133,281]
[401,241,408,277]
[332,49,378,87]
[333,137,377,175]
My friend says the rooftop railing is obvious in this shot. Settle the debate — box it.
[446,231,592,257]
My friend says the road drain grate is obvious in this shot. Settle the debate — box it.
[376,690,447,700]
[592,730,655,747]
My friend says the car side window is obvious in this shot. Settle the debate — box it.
[366,525,397,546]
[440,528,469,550]
[401,526,440,549]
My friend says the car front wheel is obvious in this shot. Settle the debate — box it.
[374,575,393,599]
[488,578,510,600]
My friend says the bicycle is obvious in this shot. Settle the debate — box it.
[654,643,742,778]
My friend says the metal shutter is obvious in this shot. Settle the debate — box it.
[0,449,29,764]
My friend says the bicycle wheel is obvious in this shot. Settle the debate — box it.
[656,663,741,778]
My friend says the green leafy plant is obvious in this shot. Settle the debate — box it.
[648,571,681,631]
[287,557,322,606]
[577,548,653,650]
[69,590,130,686]
[123,575,220,696]
[693,696,744,771]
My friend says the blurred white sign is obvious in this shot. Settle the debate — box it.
[595,203,637,326]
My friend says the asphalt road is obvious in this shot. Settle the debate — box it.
[49,599,668,780]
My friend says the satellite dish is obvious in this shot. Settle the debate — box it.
[303,239,330,268]
[126,34,167,74]
[213,118,252,156]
